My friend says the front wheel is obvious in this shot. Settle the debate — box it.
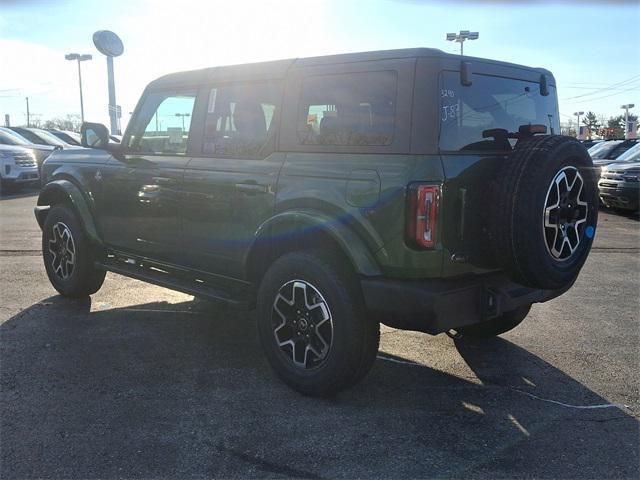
[256,251,379,396]
[42,205,106,297]
[452,304,531,339]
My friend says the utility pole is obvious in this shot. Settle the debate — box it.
[573,111,584,138]
[25,97,30,127]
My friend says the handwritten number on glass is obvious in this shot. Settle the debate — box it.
[441,103,459,122]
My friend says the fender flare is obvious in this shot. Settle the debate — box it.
[35,179,103,246]
[247,209,382,278]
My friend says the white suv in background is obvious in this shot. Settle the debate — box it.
[0,145,40,193]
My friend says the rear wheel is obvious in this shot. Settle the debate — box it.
[452,305,531,339]
[42,205,106,297]
[256,251,379,396]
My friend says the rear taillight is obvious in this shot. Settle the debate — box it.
[406,184,440,249]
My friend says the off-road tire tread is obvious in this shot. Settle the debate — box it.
[491,135,597,288]
[257,250,380,396]
[42,205,106,297]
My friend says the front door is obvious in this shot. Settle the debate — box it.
[181,82,284,279]
[96,90,197,265]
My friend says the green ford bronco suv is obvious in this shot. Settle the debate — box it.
[36,48,598,396]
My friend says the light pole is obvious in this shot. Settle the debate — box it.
[446,30,479,55]
[65,53,92,123]
[574,111,584,138]
[621,104,635,139]
[175,113,191,130]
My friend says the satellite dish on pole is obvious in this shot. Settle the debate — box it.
[93,30,124,134]
[92,30,124,57]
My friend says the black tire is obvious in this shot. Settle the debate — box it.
[256,251,380,396]
[491,135,599,289]
[42,205,106,297]
[454,305,531,339]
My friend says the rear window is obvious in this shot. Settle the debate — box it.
[439,72,559,152]
[298,71,397,146]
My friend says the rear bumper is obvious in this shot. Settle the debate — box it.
[361,273,567,334]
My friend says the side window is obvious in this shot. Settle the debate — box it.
[128,91,197,154]
[203,82,281,157]
[298,71,397,146]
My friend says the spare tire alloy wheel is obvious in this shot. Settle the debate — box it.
[543,166,588,261]
[272,279,334,369]
[48,222,76,280]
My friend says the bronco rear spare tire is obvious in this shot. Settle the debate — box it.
[491,135,598,290]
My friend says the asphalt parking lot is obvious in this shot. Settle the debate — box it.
[1,187,638,479]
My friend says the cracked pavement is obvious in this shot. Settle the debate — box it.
[1,188,638,479]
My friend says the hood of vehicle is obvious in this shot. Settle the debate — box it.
[603,161,640,172]
[593,158,619,166]
[0,144,34,155]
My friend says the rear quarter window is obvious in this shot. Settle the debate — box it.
[439,72,559,152]
[297,70,397,146]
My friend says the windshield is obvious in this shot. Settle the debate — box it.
[590,141,623,159]
[439,71,559,152]
[32,129,68,147]
[0,128,30,146]
[613,143,640,163]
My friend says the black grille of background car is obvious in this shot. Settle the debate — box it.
[13,153,36,167]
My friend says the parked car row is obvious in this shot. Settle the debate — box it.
[0,126,107,193]
[591,141,640,213]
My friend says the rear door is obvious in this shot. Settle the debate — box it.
[96,90,197,265]
[436,68,560,276]
[181,81,285,279]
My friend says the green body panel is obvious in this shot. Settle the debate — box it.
[37,148,507,282]
[181,153,285,279]
[252,209,382,277]
[95,153,188,265]
[277,153,446,278]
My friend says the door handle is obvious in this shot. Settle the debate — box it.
[235,183,267,194]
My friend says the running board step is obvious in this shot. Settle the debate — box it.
[97,256,254,309]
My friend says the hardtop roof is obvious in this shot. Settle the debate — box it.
[146,47,553,89]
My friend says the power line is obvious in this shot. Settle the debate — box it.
[560,74,640,100]
[563,84,640,104]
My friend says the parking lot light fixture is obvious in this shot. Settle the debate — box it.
[65,53,93,123]
[446,30,479,55]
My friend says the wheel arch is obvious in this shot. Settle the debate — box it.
[245,209,382,285]
[35,179,103,247]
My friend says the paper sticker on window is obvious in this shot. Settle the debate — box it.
[167,127,183,144]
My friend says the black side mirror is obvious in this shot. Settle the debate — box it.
[540,74,550,96]
[81,122,110,149]
[461,61,473,86]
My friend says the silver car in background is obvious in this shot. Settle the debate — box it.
[0,144,40,192]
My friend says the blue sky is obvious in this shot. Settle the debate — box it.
[1,0,638,129]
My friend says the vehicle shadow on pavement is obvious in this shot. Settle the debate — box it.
[1,295,638,479]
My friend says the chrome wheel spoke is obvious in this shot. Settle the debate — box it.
[543,167,590,261]
[271,279,333,370]
[48,222,76,280]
